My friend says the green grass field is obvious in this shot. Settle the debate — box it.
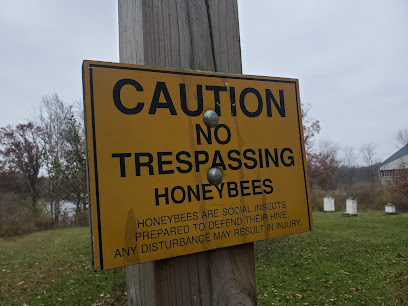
[0,228,127,305]
[256,212,408,305]
[0,212,407,305]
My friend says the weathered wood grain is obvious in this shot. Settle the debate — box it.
[126,262,156,306]
[119,0,257,305]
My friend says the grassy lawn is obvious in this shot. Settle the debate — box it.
[256,212,408,305]
[0,212,407,305]
[0,228,126,305]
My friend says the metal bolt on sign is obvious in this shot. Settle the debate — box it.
[207,167,223,185]
[203,110,219,127]
[204,110,222,185]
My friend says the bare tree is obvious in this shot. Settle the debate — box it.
[342,146,358,186]
[39,94,88,223]
[301,102,321,155]
[0,122,44,206]
[301,102,322,188]
[396,129,408,148]
[39,94,71,222]
[308,139,340,190]
[360,143,377,183]
[62,110,88,215]
[360,143,376,167]
[319,139,339,162]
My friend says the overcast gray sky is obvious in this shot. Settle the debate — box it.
[0,0,407,164]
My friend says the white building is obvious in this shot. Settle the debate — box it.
[379,144,408,185]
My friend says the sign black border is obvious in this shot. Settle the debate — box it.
[86,62,311,270]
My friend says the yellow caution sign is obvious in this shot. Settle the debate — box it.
[82,60,312,271]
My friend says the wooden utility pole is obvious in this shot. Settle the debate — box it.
[118,0,257,305]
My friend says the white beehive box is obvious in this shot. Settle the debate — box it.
[346,198,357,215]
[324,197,335,212]
[385,203,396,214]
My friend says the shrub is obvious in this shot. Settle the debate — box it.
[311,188,347,211]
[386,171,408,212]
[0,193,53,237]
[310,181,390,212]
[75,209,90,227]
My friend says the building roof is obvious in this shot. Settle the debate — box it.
[381,144,408,167]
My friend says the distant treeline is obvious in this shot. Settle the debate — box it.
[0,97,406,237]
[0,95,87,236]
